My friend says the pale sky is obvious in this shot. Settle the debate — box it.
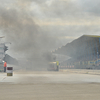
[31,0,100,44]
[0,0,100,59]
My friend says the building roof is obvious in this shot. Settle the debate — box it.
[53,35,100,59]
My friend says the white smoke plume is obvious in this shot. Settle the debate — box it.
[0,0,57,70]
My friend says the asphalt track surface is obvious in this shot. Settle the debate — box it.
[0,70,100,100]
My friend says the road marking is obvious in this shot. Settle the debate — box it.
[0,76,7,82]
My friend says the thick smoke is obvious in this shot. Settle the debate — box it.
[0,0,100,70]
[0,0,57,70]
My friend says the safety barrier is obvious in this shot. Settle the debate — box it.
[7,67,13,76]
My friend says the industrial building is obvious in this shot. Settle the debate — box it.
[53,35,100,69]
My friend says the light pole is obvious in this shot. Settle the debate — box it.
[97,52,99,67]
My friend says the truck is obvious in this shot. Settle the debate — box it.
[47,61,59,71]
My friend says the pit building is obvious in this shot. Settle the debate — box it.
[53,35,100,69]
